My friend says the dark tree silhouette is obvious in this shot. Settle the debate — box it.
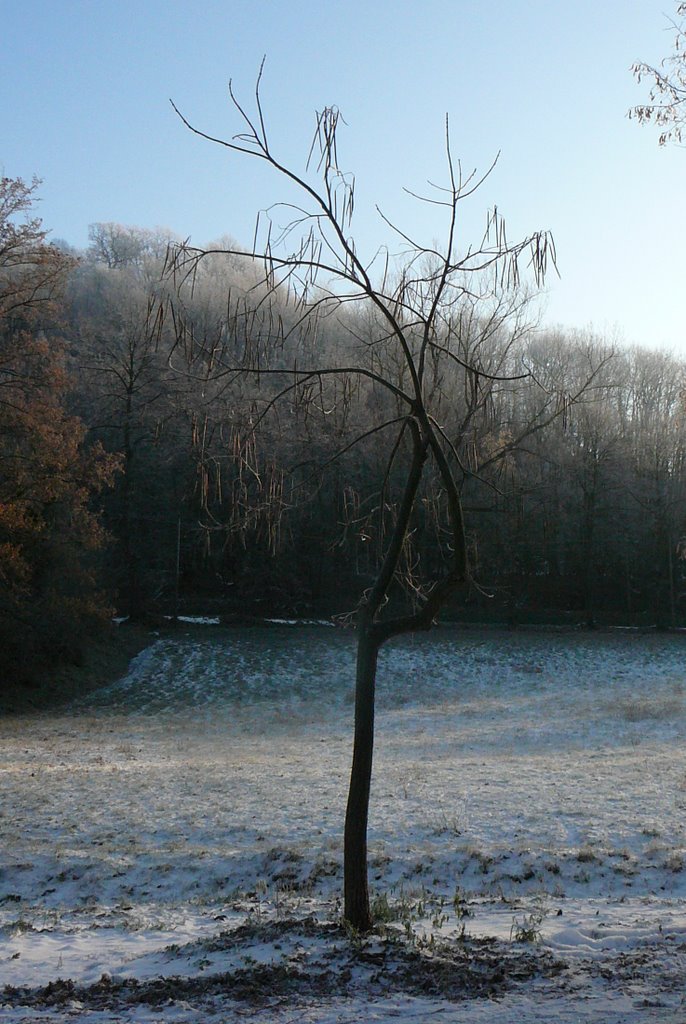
[166,68,592,930]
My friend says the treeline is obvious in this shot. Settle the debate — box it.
[68,223,686,630]
[0,179,118,685]
[3,180,686,683]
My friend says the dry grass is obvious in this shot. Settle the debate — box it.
[616,697,684,722]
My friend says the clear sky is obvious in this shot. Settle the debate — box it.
[2,0,684,352]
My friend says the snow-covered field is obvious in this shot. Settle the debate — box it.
[2,624,686,1022]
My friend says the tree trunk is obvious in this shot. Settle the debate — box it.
[343,625,379,931]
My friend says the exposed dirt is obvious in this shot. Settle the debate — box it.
[1,922,567,1014]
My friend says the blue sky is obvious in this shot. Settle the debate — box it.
[2,0,684,351]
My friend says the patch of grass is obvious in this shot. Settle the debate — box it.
[370,891,397,924]
[618,697,683,722]
[452,886,473,921]
[431,810,463,837]
[664,851,684,873]
[370,884,472,947]
[307,855,340,884]
[510,899,549,944]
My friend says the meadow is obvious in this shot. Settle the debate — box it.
[2,624,686,1022]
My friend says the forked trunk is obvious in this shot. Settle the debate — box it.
[343,626,379,931]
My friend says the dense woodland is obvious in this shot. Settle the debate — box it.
[2,174,686,685]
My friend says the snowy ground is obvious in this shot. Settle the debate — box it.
[2,624,686,1022]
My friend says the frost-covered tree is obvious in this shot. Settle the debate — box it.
[631,3,686,145]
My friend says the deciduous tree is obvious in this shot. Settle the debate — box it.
[0,177,118,686]
[167,74,603,929]
[631,3,686,144]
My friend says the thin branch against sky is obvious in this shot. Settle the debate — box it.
[1,0,684,352]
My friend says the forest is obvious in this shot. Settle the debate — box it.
[2,171,686,689]
[5,6,686,1018]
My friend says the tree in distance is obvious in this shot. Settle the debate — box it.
[0,177,119,688]
[167,67,604,931]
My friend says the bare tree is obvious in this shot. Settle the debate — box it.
[75,264,172,617]
[167,69,572,930]
[631,3,686,144]
[0,176,71,322]
[88,222,179,271]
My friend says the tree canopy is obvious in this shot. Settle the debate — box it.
[0,177,118,688]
